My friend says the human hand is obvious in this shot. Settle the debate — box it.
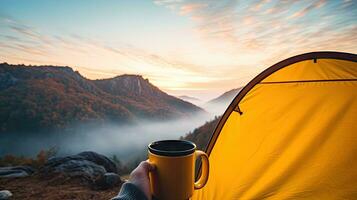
[128,160,155,200]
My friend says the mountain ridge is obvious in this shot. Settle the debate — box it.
[178,95,200,101]
[0,63,205,133]
[182,116,220,150]
[177,95,202,106]
[207,87,243,105]
[203,87,243,115]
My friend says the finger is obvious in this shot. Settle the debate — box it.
[148,162,156,171]
[140,160,156,172]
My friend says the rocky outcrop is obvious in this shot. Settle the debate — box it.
[42,159,106,179]
[0,166,35,178]
[77,151,117,173]
[40,151,122,188]
[42,152,117,178]
[0,151,123,190]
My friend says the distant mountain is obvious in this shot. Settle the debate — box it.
[178,95,200,102]
[182,116,220,150]
[203,87,243,115]
[178,95,202,106]
[94,75,204,118]
[207,88,242,105]
[0,63,205,133]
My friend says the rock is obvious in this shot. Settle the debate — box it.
[78,151,117,173]
[95,173,122,189]
[0,166,35,178]
[44,159,106,179]
[41,151,117,181]
[0,190,12,199]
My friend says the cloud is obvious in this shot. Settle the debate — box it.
[154,0,357,67]
[289,0,326,19]
[0,15,204,73]
[155,0,238,44]
[179,3,207,15]
[0,14,219,92]
[250,0,271,12]
[1,1,356,93]
[7,22,53,46]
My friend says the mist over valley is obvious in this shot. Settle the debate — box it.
[0,112,214,162]
[0,63,226,164]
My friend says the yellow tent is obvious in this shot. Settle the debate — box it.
[193,52,357,199]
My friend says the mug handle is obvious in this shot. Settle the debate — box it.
[194,150,209,189]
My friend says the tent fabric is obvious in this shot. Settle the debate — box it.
[192,52,357,200]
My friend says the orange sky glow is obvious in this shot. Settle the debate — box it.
[1,0,356,99]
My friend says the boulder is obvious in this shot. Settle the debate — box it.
[43,159,106,179]
[41,151,117,181]
[95,172,122,189]
[0,190,12,200]
[78,151,117,173]
[0,166,35,178]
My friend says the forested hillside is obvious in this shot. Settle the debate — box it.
[0,63,205,133]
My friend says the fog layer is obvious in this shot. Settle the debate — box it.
[0,112,214,162]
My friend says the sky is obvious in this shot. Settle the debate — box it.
[0,0,356,100]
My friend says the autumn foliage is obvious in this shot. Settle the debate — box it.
[0,63,204,133]
[0,147,58,168]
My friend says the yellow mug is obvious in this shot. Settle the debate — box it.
[148,140,209,200]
